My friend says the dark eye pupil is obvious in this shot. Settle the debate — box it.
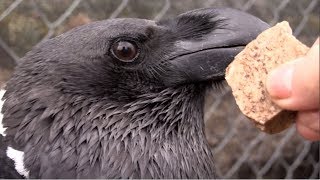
[112,41,138,62]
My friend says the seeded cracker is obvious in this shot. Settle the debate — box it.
[225,21,309,134]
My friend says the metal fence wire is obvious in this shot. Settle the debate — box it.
[0,0,319,179]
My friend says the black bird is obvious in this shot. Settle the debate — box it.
[0,8,268,178]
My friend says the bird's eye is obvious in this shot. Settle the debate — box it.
[111,41,139,62]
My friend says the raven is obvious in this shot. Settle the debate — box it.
[0,8,268,178]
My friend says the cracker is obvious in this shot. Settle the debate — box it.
[225,21,309,134]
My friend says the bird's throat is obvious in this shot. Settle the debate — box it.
[3,85,215,178]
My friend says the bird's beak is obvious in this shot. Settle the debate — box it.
[167,8,269,85]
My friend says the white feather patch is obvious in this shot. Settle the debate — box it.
[0,89,6,136]
[1,89,29,177]
[7,147,29,178]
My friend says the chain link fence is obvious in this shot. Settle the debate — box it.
[0,0,319,178]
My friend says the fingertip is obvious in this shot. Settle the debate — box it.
[296,123,320,141]
[267,51,319,110]
[266,63,294,99]
[296,111,320,141]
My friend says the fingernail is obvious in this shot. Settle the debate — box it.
[266,63,294,99]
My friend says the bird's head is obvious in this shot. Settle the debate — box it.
[2,8,269,178]
[7,8,268,103]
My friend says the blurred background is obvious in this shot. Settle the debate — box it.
[0,0,319,178]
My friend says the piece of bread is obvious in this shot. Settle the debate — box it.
[225,21,310,134]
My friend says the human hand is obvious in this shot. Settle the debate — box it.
[266,38,320,141]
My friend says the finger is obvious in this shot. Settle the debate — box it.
[266,38,320,110]
[296,110,320,141]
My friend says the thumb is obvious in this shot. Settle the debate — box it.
[266,38,319,111]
